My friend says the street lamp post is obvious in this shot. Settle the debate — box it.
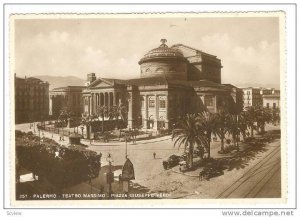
[38,129,41,145]
[81,126,84,138]
[125,132,128,158]
[106,153,114,199]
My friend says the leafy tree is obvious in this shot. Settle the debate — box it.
[271,107,280,125]
[58,107,73,125]
[255,107,272,133]
[243,106,257,137]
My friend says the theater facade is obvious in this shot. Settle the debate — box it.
[82,39,243,130]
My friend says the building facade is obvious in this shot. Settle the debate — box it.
[83,39,242,131]
[15,75,49,123]
[242,87,280,109]
[49,86,85,118]
[242,87,263,108]
[262,94,280,109]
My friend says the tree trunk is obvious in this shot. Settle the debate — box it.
[207,132,211,158]
[220,130,225,152]
[188,143,194,169]
[251,127,254,137]
[208,141,211,158]
[102,116,104,133]
[221,136,225,152]
[188,153,193,169]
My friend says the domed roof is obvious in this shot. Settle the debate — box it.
[138,39,186,64]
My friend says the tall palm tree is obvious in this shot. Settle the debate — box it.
[96,105,108,133]
[172,114,208,169]
[197,111,219,158]
[81,113,93,139]
[227,114,246,151]
[114,103,127,129]
[214,110,230,152]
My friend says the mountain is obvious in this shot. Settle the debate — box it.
[33,75,85,90]
[233,82,280,89]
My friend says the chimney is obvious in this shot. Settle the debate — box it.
[87,73,96,84]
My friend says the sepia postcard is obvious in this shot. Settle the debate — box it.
[9,12,286,208]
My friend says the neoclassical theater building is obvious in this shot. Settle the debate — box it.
[82,39,243,130]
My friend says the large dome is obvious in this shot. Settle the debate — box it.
[138,39,188,80]
[138,39,185,64]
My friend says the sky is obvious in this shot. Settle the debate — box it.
[14,16,280,88]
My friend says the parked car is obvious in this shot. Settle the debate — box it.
[163,155,182,170]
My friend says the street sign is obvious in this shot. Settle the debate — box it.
[122,158,135,181]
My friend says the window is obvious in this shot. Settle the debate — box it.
[266,103,269,108]
[205,95,214,107]
[148,97,155,108]
[273,103,276,108]
[159,100,166,108]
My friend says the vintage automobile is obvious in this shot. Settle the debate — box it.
[163,155,183,170]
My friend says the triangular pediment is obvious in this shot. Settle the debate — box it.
[89,78,114,88]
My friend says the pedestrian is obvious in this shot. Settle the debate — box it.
[153,152,156,159]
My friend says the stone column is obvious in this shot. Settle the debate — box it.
[165,95,169,129]
[143,95,148,128]
[94,93,97,114]
[153,94,158,130]
[108,92,111,108]
[91,93,94,115]
[96,94,98,107]
[49,96,53,116]
[214,95,217,113]
[88,96,91,115]
[127,92,133,129]
[100,93,103,106]
[113,92,116,106]
[104,92,107,107]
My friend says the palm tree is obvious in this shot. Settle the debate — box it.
[197,111,219,158]
[227,114,247,151]
[81,114,93,139]
[114,103,127,129]
[214,110,230,153]
[172,114,208,169]
[96,106,108,133]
